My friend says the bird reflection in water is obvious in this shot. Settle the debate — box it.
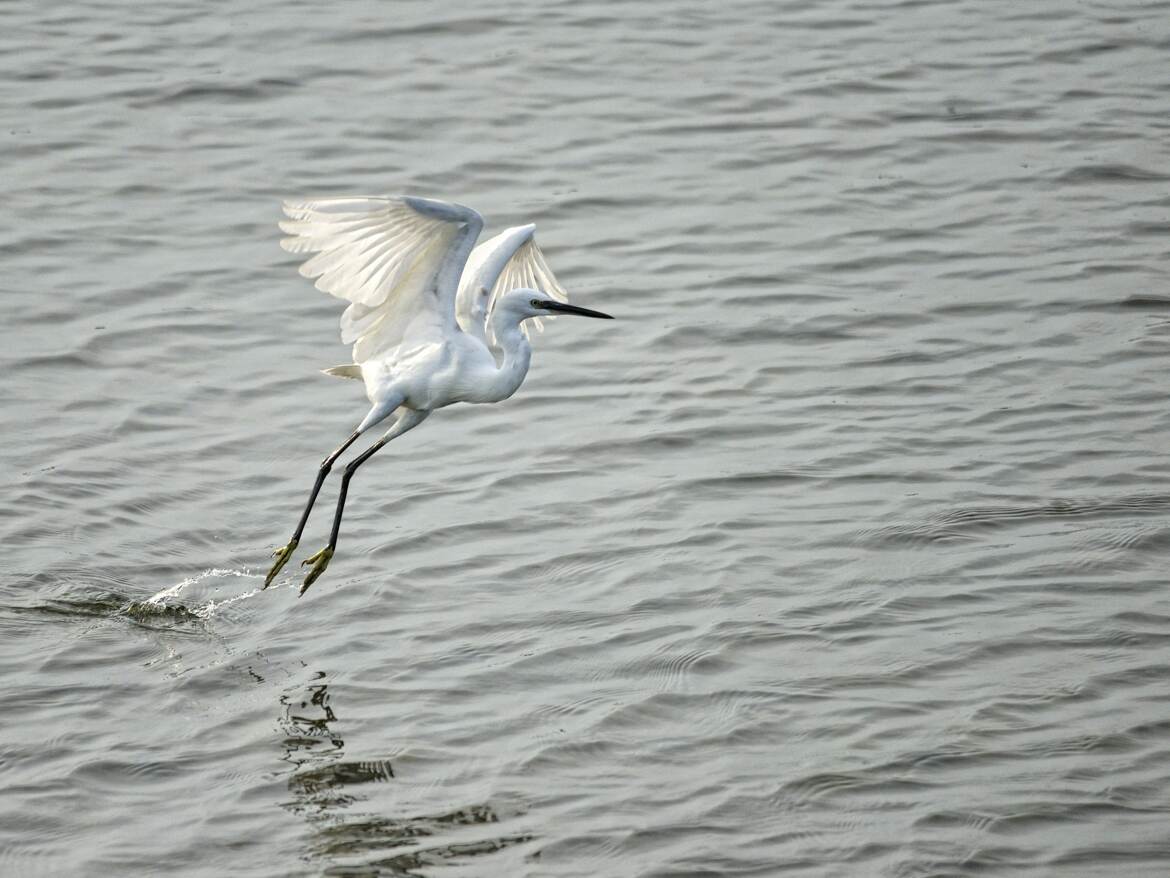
[279,671,386,815]
[278,671,530,875]
[281,671,340,755]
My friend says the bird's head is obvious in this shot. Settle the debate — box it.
[495,288,614,323]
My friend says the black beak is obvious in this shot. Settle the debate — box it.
[538,300,614,319]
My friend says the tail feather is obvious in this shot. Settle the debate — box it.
[321,364,362,380]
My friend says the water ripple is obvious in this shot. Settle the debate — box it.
[4,0,1170,874]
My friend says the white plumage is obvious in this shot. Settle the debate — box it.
[264,194,612,595]
[280,196,570,363]
[457,227,569,345]
[280,196,478,361]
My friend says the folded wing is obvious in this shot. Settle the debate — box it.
[280,196,483,363]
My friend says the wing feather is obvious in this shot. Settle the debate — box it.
[279,196,482,362]
[454,224,569,345]
[497,236,567,339]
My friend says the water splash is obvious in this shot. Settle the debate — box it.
[125,568,266,622]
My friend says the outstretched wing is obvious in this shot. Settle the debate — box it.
[280,196,483,363]
[455,224,568,347]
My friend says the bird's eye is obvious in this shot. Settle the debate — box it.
[530,298,543,308]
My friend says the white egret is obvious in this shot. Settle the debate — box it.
[262,195,613,595]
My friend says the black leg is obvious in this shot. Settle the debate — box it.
[297,438,387,597]
[263,429,361,588]
[328,437,388,551]
[292,430,363,544]
[298,408,429,596]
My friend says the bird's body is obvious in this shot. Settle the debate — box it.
[356,295,532,412]
[263,195,612,593]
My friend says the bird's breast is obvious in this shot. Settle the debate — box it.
[364,336,498,410]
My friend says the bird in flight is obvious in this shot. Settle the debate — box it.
[263,195,613,595]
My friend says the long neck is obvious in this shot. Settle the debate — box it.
[482,310,532,402]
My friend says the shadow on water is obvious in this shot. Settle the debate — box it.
[278,672,532,877]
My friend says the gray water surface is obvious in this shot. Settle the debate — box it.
[4,1,1170,875]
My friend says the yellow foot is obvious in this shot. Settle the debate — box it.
[264,539,298,589]
[300,546,334,596]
